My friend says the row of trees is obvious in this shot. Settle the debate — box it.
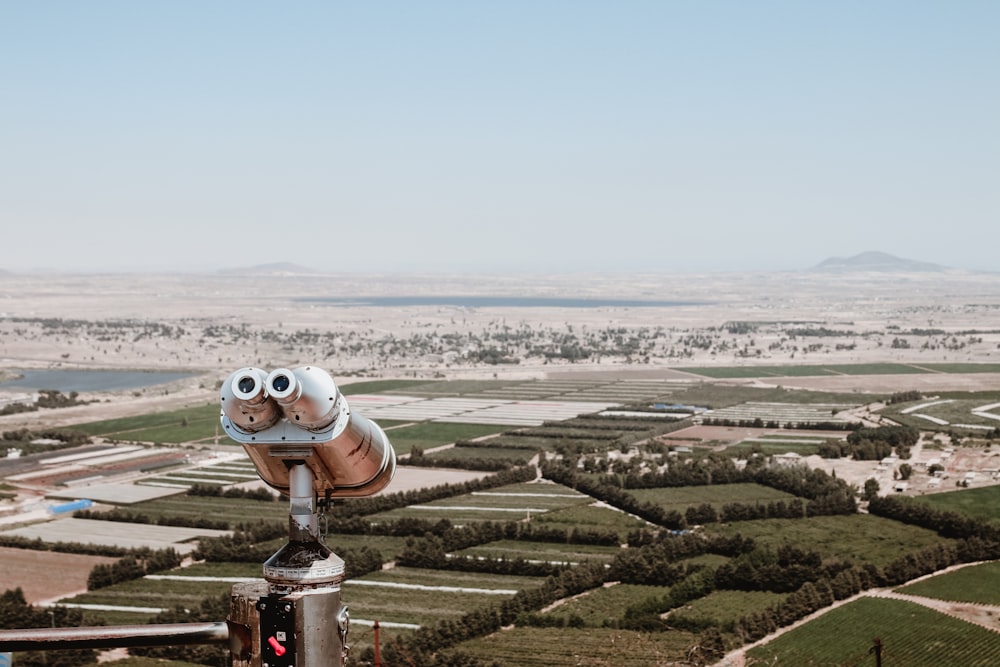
[544,458,858,531]
[0,390,92,417]
[0,589,96,667]
[328,514,619,547]
[87,548,183,589]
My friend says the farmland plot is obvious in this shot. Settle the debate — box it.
[448,626,700,666]
[542,583,667,626]
[369,482,591,524]
[627,483,799,514]
[452,539,621,565]
[703,402,855,426]
[706,514,949,567]
[528,503,650,541]
[747,597,1000,667]
[897,561,1000,605]
[343,568,540,626]
[909,485,1000,523]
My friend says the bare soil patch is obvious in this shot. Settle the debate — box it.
[0,546,117,604]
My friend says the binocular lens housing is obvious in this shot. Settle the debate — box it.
[220,366,396,498]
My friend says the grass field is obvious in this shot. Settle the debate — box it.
[897,561,1000,604]
[92,493,287,527]
[62,576,234,612]
[706,514,949,567]
[746,597,1000,666]
[542,583,667,626]
[627,483,799,513]
[884,394,1000,431]
[667,385,876,409]
[679,363,933,379]
[910,485,1000,523]
[448,626,700,666]
[70,403,221,443]
[453,539,622,564]
[342,567,546,629]
[722,440,826,457]
[384,422,509,455]
[669,589,787,631]
[368,482,591,524]
[416,444,537,464]
[527,503,650,541]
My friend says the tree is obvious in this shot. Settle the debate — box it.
[862,478,880,501]
[0,588,96,667]
[898,463,913,480]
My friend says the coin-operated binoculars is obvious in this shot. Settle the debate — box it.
[220,366,396,667]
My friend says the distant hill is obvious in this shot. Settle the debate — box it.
[219,262,319,276]
[811,251,948,273]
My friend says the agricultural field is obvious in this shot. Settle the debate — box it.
[701,401,856,426]
[452,539,622,565]
[7,374,1000,667]
[909,485,1000,523]
[366,482,592,524]
[0,546,118,605]
[138,456,261,488]
[541,583,667,626]
[447,626,701,666]
[897,561,1000,605]
[746,597,1000,666]
[883,392,1000,431]
[70,402,221,444]
[722,434,840,457]
[63,575,234,615]
[706,514,950,567]
[380,421,509,455]
[627,483,799,514]
[525,503,650,541]
[89,492,287,527]
[343,566,550,645]
[679,363,936,379]
[668,384,876,410]
[668,589,787,631]
[412,443,537,465]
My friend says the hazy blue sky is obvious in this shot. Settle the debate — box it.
[1,2,997,273]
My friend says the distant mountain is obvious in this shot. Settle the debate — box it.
[219,262,319,276]
[811,251,948,273]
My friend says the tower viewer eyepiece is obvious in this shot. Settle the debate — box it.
[220,365,396,499]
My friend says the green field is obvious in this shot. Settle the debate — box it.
[897,561,1000,604]
[679,363,932,379]
[667,385,876,409]
[528,503,650,541]
[70,403,221,443]
[453,539,622,564]
[919,363,1000,374]
[415,444,537,464]
[91,493,287,527]
[343,567,545,628]
[448,626,700,666]
[722,440,826,457]
[542,583,667,626]
[384,422,509,455]
[628,483,799,513]
[62,576,233,612]
[884,394,1000,431]
[747,597,1000,666]
[369,482,591,524]
[910,485,1000,523]
[706,514,949,567]
[669,589,787,631]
